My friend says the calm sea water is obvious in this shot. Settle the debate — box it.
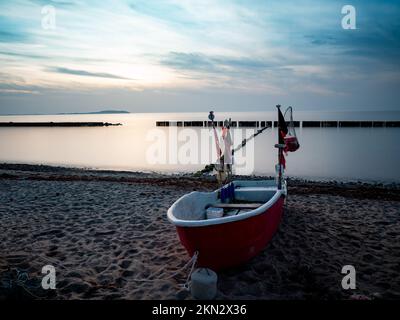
[0,111,399,182]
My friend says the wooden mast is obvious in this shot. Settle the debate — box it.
[275,105,284,190]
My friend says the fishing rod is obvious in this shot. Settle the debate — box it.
[233,124,270,153]
[195,119,271,176]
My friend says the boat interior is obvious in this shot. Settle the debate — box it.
[171,180,279,221]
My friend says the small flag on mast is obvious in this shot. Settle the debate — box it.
[277,106,288,144]
[277,106,288,168]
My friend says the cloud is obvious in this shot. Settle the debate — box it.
[0,51,48,60]
[303,1,400,66]
[0,0,400,113]
[28,0,76,7]
[0,82,42,96]
[128,1,198,28]
[161,52,271,74]
[0,89,40,95]
[48,67,133,80]
[0,31,30,43]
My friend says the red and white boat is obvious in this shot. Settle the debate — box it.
[167,105,298,270]
[167,180,286,270]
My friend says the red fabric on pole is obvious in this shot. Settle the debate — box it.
[280,152,286,169]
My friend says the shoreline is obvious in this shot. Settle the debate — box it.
[1,163,399,300]
[1,163,399,201]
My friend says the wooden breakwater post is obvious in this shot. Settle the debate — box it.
[156,120,400,128]
[0,122,122,127]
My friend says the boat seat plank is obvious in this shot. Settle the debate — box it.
[210,203,263,209]
[234,187,276,191]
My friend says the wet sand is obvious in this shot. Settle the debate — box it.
[0,163,399,300]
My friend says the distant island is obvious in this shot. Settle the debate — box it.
[58,110,130,115]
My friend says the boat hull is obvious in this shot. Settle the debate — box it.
[175,196,285,271]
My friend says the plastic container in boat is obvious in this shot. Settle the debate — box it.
[206,207,224,219]
[191,268,218,300]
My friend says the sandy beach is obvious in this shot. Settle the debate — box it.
[0,163,399,300]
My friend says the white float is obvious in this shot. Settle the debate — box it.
[190,268,218,300]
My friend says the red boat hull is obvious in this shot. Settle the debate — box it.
[176,196,285,271]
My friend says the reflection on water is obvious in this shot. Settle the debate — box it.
[0,112,399,182]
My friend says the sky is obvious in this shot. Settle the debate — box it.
[0,0,399,114]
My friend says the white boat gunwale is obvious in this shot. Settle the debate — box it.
[167,186,284,227]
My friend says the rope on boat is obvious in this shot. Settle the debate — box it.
[181,251,199,291]
[131,251,199,290]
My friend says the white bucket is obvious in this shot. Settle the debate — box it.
[190,268,218,300]
[206,207,224,219]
